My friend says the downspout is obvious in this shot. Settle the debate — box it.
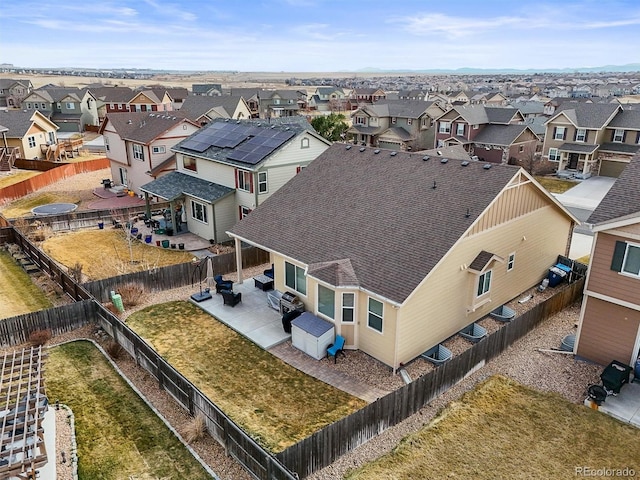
[234,237,243,284]
[392,305,401,375]
[211,202,218,244]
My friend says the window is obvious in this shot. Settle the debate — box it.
[285,261,306,295]
[318,285,335,319]
[191,200,208,223]
[439,121,451,134]
[477,270,492,297]
[507,253,515,271]
[575,128,587,142]
[519,145,525,153]
[152,145,166,154]
[48,132,55,144]
[258,171,268,193]
[66,102,75,110]
[613,129,625,143]
[473,124,479,130]
[26,103,32,109]
[119,167,128,186]
[239,206,251,219]
[549,148,560,161]
[28,136,36,148]
[104,137,110,152]
[611,241,640,277]
[355,116,366,126]
[300,137,310,149]
[391,117,397,125]
[368,298,383,333]
[554,126,566,140]
[456,123,465,136]
[342,293,355,322]
[133,143,144,161]
[41,103,46,109]
[407,118,412,126]
[183,157,197,172]
[236,169,253,192]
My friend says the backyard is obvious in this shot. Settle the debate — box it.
[345,375,640,480]
[0,249,52,319]
[126,300,367,453]
[46,340,213,480]
[0,170,42,189]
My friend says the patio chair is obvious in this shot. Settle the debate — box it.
[327,335,346,363]
[221,290,242,307]
[214,275,234,293]
[264,264,274,279]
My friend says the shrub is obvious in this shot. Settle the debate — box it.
[118,282,146,308]
[183,414,207,444]
[29,329,52,347]
[69,262,83,282]
[105,340,125,360]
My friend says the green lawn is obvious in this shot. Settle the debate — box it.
[0,250,52,319]
[345,375,640,479]
[126,301,367,452]
[46,341,212,480]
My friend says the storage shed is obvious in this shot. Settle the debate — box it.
[291,312,335,360]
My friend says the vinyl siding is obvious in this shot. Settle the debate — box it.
[213,194,238,243]
[263,133,328,168]
[576,296,640,366]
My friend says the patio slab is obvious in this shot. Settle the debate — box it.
[190,280,290,349]
[585,380,640,428]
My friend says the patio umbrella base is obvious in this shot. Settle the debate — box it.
[191,291,213,302]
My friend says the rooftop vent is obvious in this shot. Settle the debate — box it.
[390,151,397,156]
[432,180,437,189]
[374,149,380,154]
[483,164,492,170]
[345,145,352,150]
[461,161,469,166]
[440,158,448,164]
[149,113,155,117]
[422,155,430,161]
[236,120,241,124]
[465,207,471,218]
[437,150,443,155]
[359,147,366,152]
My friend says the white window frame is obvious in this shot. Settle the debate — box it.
[183,156,197,172]
[342,292,355,323]
[191,200,208,224]
[355,116,366,126]
[367,297,383,333]
[613,128,625,143]
[133,143,144,161]
[26,103,32,109]
[507,253,515,271]
[575,128,587,142]
[240,206,251,219]
[548,148,560,162]
[622,243,640,277]
[65,102,75,110]
[407,118,412,126]
[317,284,335,320]
[48,132,56,144]
[554,126,566,140]
[104,137,110,152]
[456,123,465,136]
[477,270,492,297]
[258,171,268,194]
[284,261,307,296]
[237,170,252,192]
[152,145,166,154]
[300,137,310,149]
[28,136,36,148]
[439,121,451,134]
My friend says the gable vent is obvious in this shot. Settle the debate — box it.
[359,147,366,152]
[390,151,397,156]
[345,145,352,150]
[440,158,448,164]
[374,149,380,154]
[461,161,469,166]
[483,164,492,170]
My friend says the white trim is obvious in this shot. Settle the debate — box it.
[631,324,640,368]
[583,290,640,312]
[367,296,384,334]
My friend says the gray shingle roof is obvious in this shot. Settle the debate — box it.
[607,108,640,129]
[0,109,46,137]
[229,144,520,304]
[370,100,432,119]
[179,95,245,120]
[140,171,233,202]
[89,86,134,103]
[555,103,621,129]
[473,124,530,146]
[103,111,195,144]
[453,104,489,125]
[598,142,640,154]
[485,107,520,124]
[588,152,640,225]
[558,142,599,154]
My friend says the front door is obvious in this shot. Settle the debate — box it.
[568,153,579,169]
[119,167,128,187]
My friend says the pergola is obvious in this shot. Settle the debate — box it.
[0,346,48,480]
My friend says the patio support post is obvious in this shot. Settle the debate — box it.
[234,237,243,284]
[169,200,176,233]
[144,192,151,220]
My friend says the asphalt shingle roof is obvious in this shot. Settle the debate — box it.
[230,144,520,304]
[473,124,530,146]
[104,111,194,144]
[555,103,621,129]
[140,171,233,202]
[607,108,640,129]
[557,142,599,154]
[588,152,640,225]
[179,95,245,120]
[0,110,42,137]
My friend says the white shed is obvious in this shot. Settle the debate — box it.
[290,312,335,360]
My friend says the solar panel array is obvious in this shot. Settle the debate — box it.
[180,122,296,165]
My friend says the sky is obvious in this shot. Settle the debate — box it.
[1,0,639,72]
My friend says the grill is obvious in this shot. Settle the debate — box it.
[280,291,304,315]
[600,360,632,394]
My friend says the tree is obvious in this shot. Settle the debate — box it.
[310,113,349,142]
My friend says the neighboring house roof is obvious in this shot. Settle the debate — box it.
[229,144,522,305]
[525,116,547,136]
[513,101,545,116]
[100,111,197,144]
[89,86,135,103]
[485,107,521,124]
[379,127,413,141]
[34,87,88,103]
[552,103,621,129]
[147,154,177,177]
[348,125,385,135]
[417,145,472,161]
[607,108,640,129]
[172,117,323,169]
[598,142,640,154]
[192,84,223,95]
[179,95,246,120]
[557,143,599,154]
[371,99,434,119]
[451,104,490,125]
[140,170,234,203]
[587,152,640,226]
[0,109,57,137]
[473,124,534,146]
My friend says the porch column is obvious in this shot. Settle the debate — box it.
[234,237,243,284]
[169,200,176,234]
[582,155,590,176]
[144,192,151,219]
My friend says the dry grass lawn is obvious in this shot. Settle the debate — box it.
[46,340,212,479]
[345,375,640,479]
[126,301,367,453]
[0,170,42,189]
[41,229,195,280]
[0,191,83,218]
[0,250,52,319]
[534,176,578,194]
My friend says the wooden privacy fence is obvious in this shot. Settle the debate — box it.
[276,278,586,477]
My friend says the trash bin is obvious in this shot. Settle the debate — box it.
[600,360,632,394]
[547,265,569,287]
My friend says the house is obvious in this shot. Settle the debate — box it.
[228,144,577,370]
[348,88,386,110]
[434,105,539,165]
[0,79,33,108]
[348,100,445,151]
[128,89,173,113]
[179,95,252,124]
[89,86,135,122]
[574,153,640,367]
[139,117,331,243]
[192,84,223,96]
[259,90,307,118]
[541,103,640,177]
[307,87,347,112]
[99,112,200,192]
[23,87,100,132]
[225,88,262,118]
[0,109,58,159]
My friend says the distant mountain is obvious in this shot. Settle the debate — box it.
[355,64,640,74]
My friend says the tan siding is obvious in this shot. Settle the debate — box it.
[397,204,572,366]
[617,223,640,237]
[576,296,640,366]
[357,293,397,367]
[586,232,640,305]
[213,194,238,243]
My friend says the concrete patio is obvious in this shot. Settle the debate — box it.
[585,380,640,428]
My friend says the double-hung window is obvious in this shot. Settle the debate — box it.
[342,293,355,322]
[456,123,465,136]
[548,148,560,161]
[28,136,36,148]
[613,129,625,143]
[612,241,640,277]
[285,262,307,295]
[477,270,492,297]
[191,200,208,223]
[575,128,587,142]
[439,121,451,134]
[368,298,383,332]
[133,143,144,161]
[236,170,253,192]
[258,171,268,193]
[554,126,566,140]
[317,284,335,319]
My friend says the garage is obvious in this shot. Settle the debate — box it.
[599,159,628,177]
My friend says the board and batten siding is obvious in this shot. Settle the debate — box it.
[576,296,640,366]
[585,231,640,306]
[212,194,238,243]
[396,203,572,367]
